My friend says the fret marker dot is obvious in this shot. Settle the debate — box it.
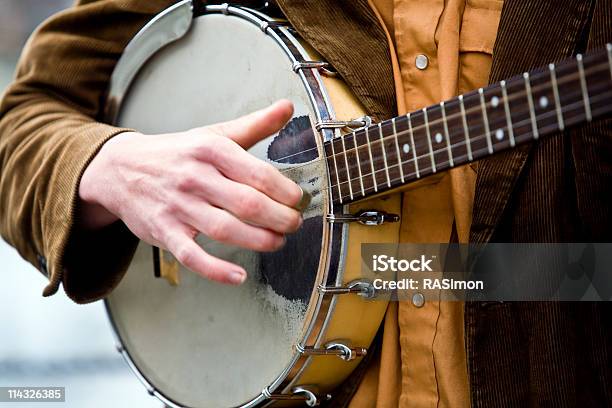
[435,132,443,144]
[491,96,500,108]
[539,96,549,108]
[495,129,504,140]
[403,143,410,154]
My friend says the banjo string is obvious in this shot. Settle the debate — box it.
[278,84,609,189]
[269,93,598,213]
[276,90,609,205]
[280,95,606,204]
[270,61,609,166]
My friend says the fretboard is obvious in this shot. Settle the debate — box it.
[324,44,612,204]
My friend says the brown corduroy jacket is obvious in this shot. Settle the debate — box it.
[0,0,611,406]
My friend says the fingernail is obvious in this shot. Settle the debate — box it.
[295,188,311,212]
[231,270,246,284]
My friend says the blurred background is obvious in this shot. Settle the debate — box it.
[0,2,161,407]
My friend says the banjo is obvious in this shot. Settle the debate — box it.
[103,1,612,407]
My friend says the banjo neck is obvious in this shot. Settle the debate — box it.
[325,44,612,204]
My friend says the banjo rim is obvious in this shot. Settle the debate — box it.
[103,2,353,407]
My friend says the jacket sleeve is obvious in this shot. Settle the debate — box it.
[0,0,176,303]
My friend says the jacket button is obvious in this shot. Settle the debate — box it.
[412,292,425,308]
[415,54,429,70]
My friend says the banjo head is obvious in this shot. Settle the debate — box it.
[105,5,338,408]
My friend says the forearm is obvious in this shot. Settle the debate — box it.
[0,0,175,302]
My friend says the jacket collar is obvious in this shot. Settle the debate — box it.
[276,0,397,121]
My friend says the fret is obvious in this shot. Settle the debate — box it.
[462,90,489,159]
[582,49,612,121]
[423,108,436,173]
[440,101,454,167]
[548,63,565,131]
[392,117,405,183]
[380,119,402,188]
[458,95,473,161]
[500,80,516,147]
[394,115,419,180]
[333,137,352,201]
[368,124,390,190]
[351,132,365,196]
[424,104,450,172]
[504,75,536,145]
[478,88,494,153]
[576,54,592,122]
[343,133,362,199]
[364,126,378,192]
[325,140,343,203]
[528,66,560,135]
[409,110,433,177]
[378,122,392,187]
[407,113,421,178]
[523,72,539,139]
[442,98,470,164]
[482,83,512,152]
[353,128,375,194]
[556,57,588,128]
[340,134,353,200]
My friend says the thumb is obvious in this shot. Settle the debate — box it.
[213,99,294,149]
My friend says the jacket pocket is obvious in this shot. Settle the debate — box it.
[460,0,503,55]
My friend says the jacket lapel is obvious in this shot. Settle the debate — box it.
[470,0,594,243]
[275,0,397,120]
[277,0,596,244]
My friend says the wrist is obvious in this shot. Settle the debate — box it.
[78,131,139,229]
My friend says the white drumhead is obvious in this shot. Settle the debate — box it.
[107,11,326,407]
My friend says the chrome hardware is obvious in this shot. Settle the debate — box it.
[292,60,338,77]
[318,279,376,299]
[293,61,329,71]
[326,210,400,225]
[259,20,291,32]
[296,341,367,361]
[264,386,330,407]
[220,2,230,15]
[315,115,372,132]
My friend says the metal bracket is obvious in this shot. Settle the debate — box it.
[259,19,291,33]
[318,279,377,299]
[292,60,338,77]
[264,386,330,407]
[326,210,400,226]
[315,115,372,132]
[296,341,367,361]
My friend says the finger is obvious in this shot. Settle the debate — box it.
[176,196,287,252]
[212,99,294,149]
[165,228,247,285]
[187,169,302,233]
[200,138,303,208]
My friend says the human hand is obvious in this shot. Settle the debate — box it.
[78,100,302,285]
